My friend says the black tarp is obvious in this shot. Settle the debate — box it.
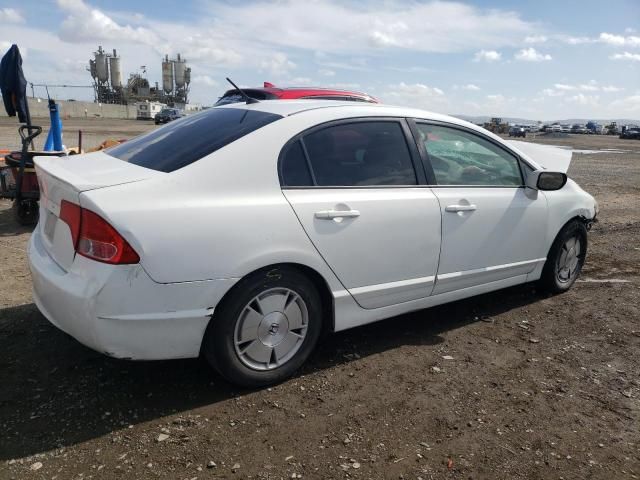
[0,44,29,123]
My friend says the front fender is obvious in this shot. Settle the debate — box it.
[543,179,597,248]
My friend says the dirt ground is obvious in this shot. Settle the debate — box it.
[0,120,639,480]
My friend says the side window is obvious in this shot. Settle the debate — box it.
[280,140,313,187]
[415,124,523,186]
[302,122,417,186]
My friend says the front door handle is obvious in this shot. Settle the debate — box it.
[445,204,477,212]
[315,209,361,220]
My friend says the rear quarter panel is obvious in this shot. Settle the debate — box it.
[79,112,357,293]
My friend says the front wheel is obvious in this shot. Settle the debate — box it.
[202,266,323,387]
[539,220,588,293]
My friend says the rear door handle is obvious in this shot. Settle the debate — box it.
[445,204,477,212]
[315,209,361,220]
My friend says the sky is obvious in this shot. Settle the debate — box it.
[0,0,638,120]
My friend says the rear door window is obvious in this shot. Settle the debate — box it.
[107,108,282,172]
[299,121,417,186]
[279,140,313,187]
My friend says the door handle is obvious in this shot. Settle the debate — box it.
[445,204,477,212]
[315,209,361,220]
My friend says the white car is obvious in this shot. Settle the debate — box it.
[29,100,598,387]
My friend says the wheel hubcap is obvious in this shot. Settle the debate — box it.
[234,288,308,371]
[557,236,582,283]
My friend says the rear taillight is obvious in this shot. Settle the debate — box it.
[60,200,81,247]
[59,200,139,265]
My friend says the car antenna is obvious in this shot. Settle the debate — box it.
[226,77,259,104]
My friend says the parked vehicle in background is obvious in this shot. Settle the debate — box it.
[136,101,166,120]
[619,127,640,139]
[550,124,562,133]
[605,122,619,135]
[482,117,510,135]
[154,108,183,125]
[586,121,602,134]
[560,124,571,133]
[215,82,378,106]
[29,100,598,387]
[508,126,526,137]
[571,124,588,134]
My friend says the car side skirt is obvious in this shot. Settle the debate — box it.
[333,273,532,332]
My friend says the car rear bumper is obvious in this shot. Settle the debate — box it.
[29,230,238,360]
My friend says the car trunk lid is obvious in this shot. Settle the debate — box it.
[34,151,163,271]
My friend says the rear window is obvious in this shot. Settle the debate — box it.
[215,90,278,106]
[107,108,282,172]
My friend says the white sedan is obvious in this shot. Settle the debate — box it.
[29,100,598,387]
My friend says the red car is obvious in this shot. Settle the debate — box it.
[215,82,378,106]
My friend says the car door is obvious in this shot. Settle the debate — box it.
[410,121,548,295]
[280,119,442,309]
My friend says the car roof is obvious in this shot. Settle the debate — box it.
[219,99,478,130]
[220,86,377,102]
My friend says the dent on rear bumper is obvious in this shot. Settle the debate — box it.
[29,231,238,360]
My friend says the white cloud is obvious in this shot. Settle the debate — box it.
[486,94,505,102]
[542,88,564,97]
[566,93,599,107]
[460,84,481,91]
[599,32,626,46]
[610,95,640,112]
[209,1,534,55]
[562,36,594,45]
[610,52,640,62]
[599,32,640,47]
[318,68,335,77]
[327,82,362,90]
[287,77,313,86]
[177,34,243,66]
[369,31,402,47]
[524,35,547,44]
[384,82,447,110]
[0,8,24,23]
[515,47,552,62]
[192,75,218,87]
[474,50,501,62]
[547,81,621,94]
[578,80,599,92]
[57,0,158,45]
[259,52,296,76]
[557,32,640,47]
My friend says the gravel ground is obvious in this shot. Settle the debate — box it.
[0,122,639,480]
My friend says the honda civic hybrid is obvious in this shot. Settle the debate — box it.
[29,100,598,386]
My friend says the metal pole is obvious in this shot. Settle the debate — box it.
[24,93,34,150]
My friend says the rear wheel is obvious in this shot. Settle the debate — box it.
[539,220,587,293]
[202,266,323,387]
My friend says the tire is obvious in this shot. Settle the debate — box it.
[539,219,587,293]
[12,199,38,226]
[202,266,323,388]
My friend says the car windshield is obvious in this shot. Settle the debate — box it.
[107,108,282,172]
[159,109,173,114]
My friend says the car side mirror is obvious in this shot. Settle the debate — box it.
[526,170,567,191]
